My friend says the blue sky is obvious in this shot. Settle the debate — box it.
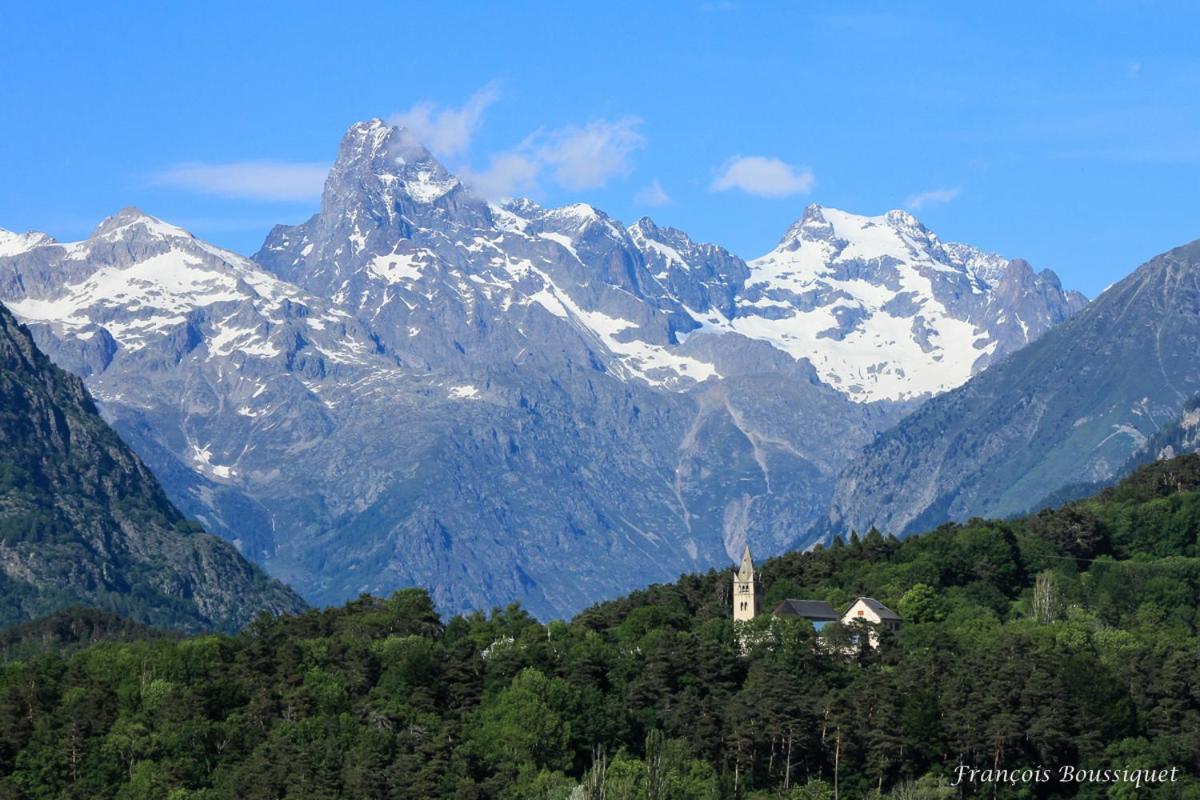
[3,2,1198,297]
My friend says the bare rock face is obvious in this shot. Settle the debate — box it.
[0,120,1087,619]
[0,300,305,631]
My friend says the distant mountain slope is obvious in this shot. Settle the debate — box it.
[0,301,304,631]
[0,120,1086,618]
[1032,393,1200,510]
[829,239,1200,537]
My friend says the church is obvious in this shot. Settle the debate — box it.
[732,545,900,646]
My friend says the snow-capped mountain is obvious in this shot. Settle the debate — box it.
[4,209,367,369]
[256,122,722,392]
[688,205,1088,402]
[0,119,1087,618]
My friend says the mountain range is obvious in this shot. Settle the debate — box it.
[0,120,1089,618]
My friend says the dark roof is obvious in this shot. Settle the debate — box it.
[772,599,839,620]
[857,597,901,621]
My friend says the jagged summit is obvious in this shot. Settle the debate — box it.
[256,120,493,289]
[90,206,196,242]
[322,119,485,219]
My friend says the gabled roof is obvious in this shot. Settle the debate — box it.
[855,597,900,621]
[772,599,840,620]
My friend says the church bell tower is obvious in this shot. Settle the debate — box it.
[732,544,761,622]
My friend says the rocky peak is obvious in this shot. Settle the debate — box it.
[882,208,940,249]
[320,120,490,228]
[775,205,946,263]
[778,203,836,249]
[328,120,446,199]
[625,216,750,319]
[256,121,495,287]
[335,118,394,164]
[628,216,661,237]
[90,207,193,242]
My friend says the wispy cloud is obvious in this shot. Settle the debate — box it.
[149,161,329,202]
[389,81,501,159]
[155,86,642,205]
[905,187,961,210]
[710,155,814,198]
[635,178,671,206]
[533,117,645,191]
[460,117,646,200]
[459,152,541,200]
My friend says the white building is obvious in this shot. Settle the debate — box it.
[840,597,901,648]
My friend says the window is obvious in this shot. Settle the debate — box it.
[857,609,864,617]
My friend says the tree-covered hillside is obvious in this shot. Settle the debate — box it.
[0,301,306,632]
[4,456,1200,799]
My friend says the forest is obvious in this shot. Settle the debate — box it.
[3,455,1200,799]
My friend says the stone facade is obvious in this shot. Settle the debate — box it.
[732,545,762,623]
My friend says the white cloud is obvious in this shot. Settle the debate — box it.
[459,152,542,200]
[905,187,961,210]
[533,117,645,191]
[635,178,671,206]
[389,81,501,159]
[710,155,815,198]
[150,161,329,202]
[461,116,646,199]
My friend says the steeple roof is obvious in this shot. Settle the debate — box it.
[736,544,755,581]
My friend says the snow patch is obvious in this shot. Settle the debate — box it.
[189,442,236,480]
[368,249,435,284]
[448,385,482,400]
